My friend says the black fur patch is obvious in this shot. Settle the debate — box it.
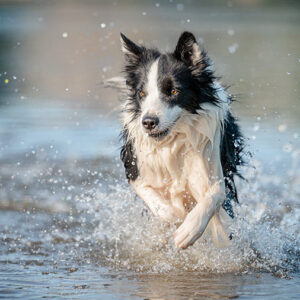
[156,53,219,113]
[220,111,245,218]
[120,129,139,181]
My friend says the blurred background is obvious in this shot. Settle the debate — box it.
[0,0,299,299]
[1,0,300,160]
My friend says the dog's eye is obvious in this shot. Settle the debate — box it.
[139,90,145,97]
[171,89,179,96]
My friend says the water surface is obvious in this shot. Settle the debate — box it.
[0,1,300,299]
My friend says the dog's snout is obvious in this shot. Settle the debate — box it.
[142,115,159,130]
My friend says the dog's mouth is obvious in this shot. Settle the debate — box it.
[148,128,169,139]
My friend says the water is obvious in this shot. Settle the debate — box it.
[0,1,300,299]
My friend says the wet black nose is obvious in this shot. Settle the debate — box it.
[142,115,159,130]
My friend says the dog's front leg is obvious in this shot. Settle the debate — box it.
[173,182,225,248]
[174,126,226,249]
[131,180,185,222]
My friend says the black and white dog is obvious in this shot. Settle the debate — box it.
[107,32,244,249]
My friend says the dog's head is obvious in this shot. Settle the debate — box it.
[121,32,217,140]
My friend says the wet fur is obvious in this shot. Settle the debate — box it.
[111,32,245,248]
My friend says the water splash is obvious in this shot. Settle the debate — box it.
[74,158,300,275]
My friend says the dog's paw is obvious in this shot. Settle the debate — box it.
[173,204,210,249]
[174,220,202,249]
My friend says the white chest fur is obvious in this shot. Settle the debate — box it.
[132,109,222,216]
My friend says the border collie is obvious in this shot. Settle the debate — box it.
[106,32,244,249]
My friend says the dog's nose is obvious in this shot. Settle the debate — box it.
[142,115,159,130]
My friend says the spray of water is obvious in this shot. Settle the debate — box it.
[75,157,300,275]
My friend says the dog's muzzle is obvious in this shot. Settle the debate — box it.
[142,115,170,139]
[142,115,159,130]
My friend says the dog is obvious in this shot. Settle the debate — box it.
[106,32,245,249]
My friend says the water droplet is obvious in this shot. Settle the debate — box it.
[228,43,239,54]
[253,124,260,132]
[278,124,287,132]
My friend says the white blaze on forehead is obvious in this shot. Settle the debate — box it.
[141,58,182,130]
[147,59,159,93]
[142,59,161,114]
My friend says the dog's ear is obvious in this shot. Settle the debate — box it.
[120,33,142,59]
[173,32,203,67]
